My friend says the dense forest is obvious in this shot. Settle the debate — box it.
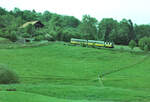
[0,7,150,46]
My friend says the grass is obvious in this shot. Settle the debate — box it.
[0,84,150,102]
[0,42,150,102]
[0,91,100,102]
[0,91,67,102]
[0,40,49,49]
[0,37,12,44]
[115,44,142,52]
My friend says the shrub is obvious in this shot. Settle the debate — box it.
[91,42,96,48]
[34,35,45,41]
[45,34,55,41]
[119,47,124,52]
[80,42,87,47]
[144,45,149,52]
[0,37,12,44]
[138,37,150,51]
[9,31,18,42]
[129,40,136,50]
[0,66,19,84]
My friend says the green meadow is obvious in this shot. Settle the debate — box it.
[0,42,150,102]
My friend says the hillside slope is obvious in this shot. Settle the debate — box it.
[0,42,150,102]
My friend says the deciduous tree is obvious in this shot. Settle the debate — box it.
[79,15,98,40]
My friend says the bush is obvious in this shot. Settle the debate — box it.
[80,42,87,47]
[45,34,55,41]
[144,45,149,52]
[34,35,45,41]
[119,47,124,52]
[9,31,18,42]
[0,37,12,44]
[91,42,96,48]
[0,66,19,84]
[138,37,150,51]
[129,40,136,50]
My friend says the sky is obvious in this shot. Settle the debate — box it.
[0,0,150,24]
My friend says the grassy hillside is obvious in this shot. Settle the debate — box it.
[0,42,150,102]
[0,91,68,102]
[0,91,101,102]
[0,37,12,44]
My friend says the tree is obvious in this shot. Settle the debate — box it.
[26,24,35,38]
[48,14,64,41]
[128,19,135,41]
[144,45,149,52]
[22,10,38,21]
[48,14,80,41]
[79,15,98,40]
[9,31,18,42]
[138,37,150,51]
[134,24,150,42]
[41,11,52,22]
[12,8,23,17]
[0,14,23,41]
[98,18,118,42]
[0,7,7,15]
[62,16,80,28]
[0,66,19,84]
[111,19,131,45]
[62,27,81,42]
[129,40,136,50]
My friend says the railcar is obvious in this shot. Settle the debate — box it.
[70,38,114,48]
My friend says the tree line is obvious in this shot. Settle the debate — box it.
[0,7,150,49]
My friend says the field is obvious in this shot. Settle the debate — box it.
[0,42,150,102]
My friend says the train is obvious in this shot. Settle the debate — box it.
[70,38,114,48]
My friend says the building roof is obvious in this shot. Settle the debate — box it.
[20,21,40,28]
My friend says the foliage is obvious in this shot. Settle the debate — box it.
[0,7,8,15]
[110,19,135,45]
[98,18,118,42]
[25,24,35,37]
[80,42,87,47]
[128,19,135,41]
[0,37,12,44]
[91,42,97,48]
[138,37,150,51]
[62,16,80,28]
[79,15,98,40]
[48,14,81,41]
[62,28,81,42]
[129,40,136,50]
[0,14,23,41]
[134,24,150,41]
[45,35,55,41]
[9,31,18,42]
[144,45,149,52]
[34,35,45,41]
[0,6,150,45]
[41,11,52,22]
[48,14,65,41]
[0,66,19,84]
[13,9,38,21]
